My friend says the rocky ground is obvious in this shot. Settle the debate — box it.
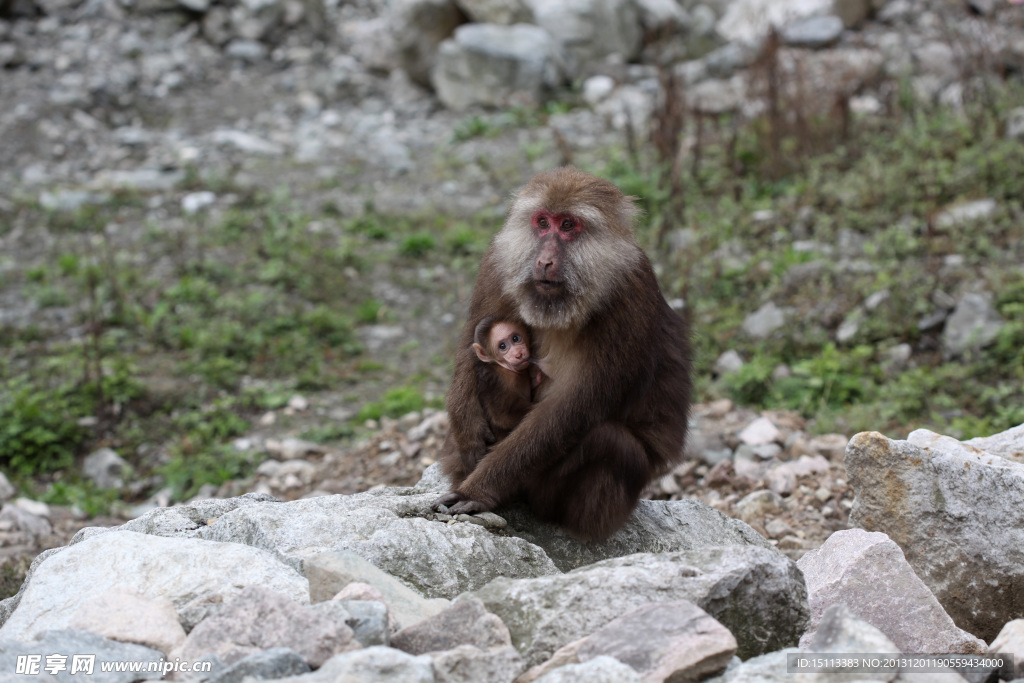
[0,400,852,585]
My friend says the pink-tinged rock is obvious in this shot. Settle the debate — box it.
[797,529,986,654]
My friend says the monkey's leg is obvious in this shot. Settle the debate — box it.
[528,422,651,541]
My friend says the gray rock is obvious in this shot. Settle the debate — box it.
[0,503,52,544]
[0,629,163,682]
[689,76,745,114]
[428,644,524,683]
[0,473,14,503]
[534,656,640,682]
[742,302,786,338]
[432,24,565,111]
[337,600,390,647]
[208,130,284,155]
[271,647,434,683]
[797,529,986,654]
[178,586,357,668]
[739,417,782,446]
[82,448,129,490]
[453,0,532,24]
[934,199,998,229]
[1007,107,1024,141]
[704,43,758,79]
[139,489,557,599]
[551,601,736,681]
[781,15,844,48]
[704,649,797,683]
[525,0,642,76]
[305,551,451,629]
[965,423,1024,464]
[207,647,310,683]
[181,191,217,215]
[474,546,808,667]
[715,350,745,375]
[804,604,900,681]
[495,497,776,573]
[391,0,465,86]
[392,595,510,655]
[942,292,1005,357]
[0,531,306,638]
[847,427,1024,641]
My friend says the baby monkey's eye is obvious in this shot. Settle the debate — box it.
[512,334,522,343]
[499,342,507,351]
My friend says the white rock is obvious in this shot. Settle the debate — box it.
[739,417,782,446]
[69,587,186,655]
[0,531,307,639]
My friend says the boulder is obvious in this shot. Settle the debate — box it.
[391,595,510,656]
[846,426,1024,641]
[177,586,357,668]
[797,529,986,654]
[0,531,307,638]
[525,0,642,76]
[69,588,186,656]
[474,546,808,666]
[432,23,565,111]
[391,0,466,87]
[523,601,736,681]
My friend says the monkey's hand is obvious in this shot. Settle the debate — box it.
[432,490,494,515]
[431,491,463,511]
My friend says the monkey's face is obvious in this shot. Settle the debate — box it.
[494,168,644,330]
[489,322,531,373]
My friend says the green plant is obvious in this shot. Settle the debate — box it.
[0,384,87,476]
[357,386,426,421]
[399,233,437,258]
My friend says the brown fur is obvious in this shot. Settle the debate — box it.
[438,168,692,540]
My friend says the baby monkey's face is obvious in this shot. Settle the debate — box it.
[489,322,531,373]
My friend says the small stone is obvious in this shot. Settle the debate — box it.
[739,417,782,447]
[714,350,745,376]
[582,75,616,105]
[781,15,844,48]
[742,302,785,338]
[0,473,16,502]
[288,395,309,411]
[391,595,511,656]
[83,448,129,490]
[934,199,997,229]
[765,519,793,539]
[181,191,216,215]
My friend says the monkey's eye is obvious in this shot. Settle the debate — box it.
[512,334,521,343]
[537,217,548,228]
[560,218,575,232]
[499,342,507,351]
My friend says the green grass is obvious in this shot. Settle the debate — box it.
[606,88,1024,438]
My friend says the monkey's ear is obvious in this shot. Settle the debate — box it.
[472,343,492,364]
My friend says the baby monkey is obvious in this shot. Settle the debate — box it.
[472,316,543,444]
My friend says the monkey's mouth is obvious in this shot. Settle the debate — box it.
[534,279,564,294]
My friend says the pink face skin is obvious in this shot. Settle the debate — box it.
[488,322,531,373]
[532,210,584,242]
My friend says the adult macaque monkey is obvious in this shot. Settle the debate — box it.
[437,167,692,540]
[471,317,541,444]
